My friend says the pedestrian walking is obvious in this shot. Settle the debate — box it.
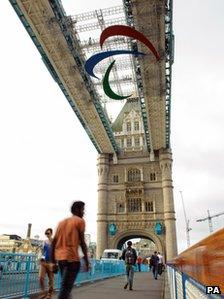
[137,255,142,271]
[39,228,54,299]
[121,241,137,291]
[51,201,90,299]
[157,252,164,275]
[150,251,159,279]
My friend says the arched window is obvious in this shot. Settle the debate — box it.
[126,122,131,132]
[128,169,141,182]
[127,138,132,147]
[134,121,139,131]
[134,137,140,147]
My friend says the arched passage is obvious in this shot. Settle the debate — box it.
[117,234,155,250]
[112,229,164,255]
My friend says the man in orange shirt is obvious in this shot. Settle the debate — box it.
[51,201,90,299]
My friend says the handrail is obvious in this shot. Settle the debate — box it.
[0,253,126,298]
[0,252,149,298]
[167,228,224,295]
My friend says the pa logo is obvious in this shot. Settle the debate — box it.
[206,286,221,294]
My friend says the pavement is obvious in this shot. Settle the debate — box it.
[51,272,164,299]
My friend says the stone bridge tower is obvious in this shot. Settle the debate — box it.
[97,98,177,260]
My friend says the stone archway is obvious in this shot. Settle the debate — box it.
[111,229,164,254]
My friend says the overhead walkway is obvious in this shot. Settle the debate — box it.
[52,272,164,299]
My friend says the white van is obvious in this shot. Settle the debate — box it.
[101,249,122,261]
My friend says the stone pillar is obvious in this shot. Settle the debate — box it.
[96,154,109,258]
[26,223,32,239]
[159,149,177,260]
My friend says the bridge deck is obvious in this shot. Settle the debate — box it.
[52,272,164,299]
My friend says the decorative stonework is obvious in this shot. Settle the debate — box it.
[97,113,177,261]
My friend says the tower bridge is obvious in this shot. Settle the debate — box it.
[9,0,177,262]
[4,1,224,297]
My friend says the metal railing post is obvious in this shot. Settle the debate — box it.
[23,256,31,299]
[90,259,94,283]
[174,268,178,299]
[181,272,187,299]
[101,261,104,278]
[110,261,112,276]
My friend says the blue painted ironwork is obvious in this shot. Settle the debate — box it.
[155,222,163,235]
[165,0,174,148]
[108,223,117,236]
[0,252,128,298]
[0,252,152,298]
[9,0,118,154]
[167,265,223,299]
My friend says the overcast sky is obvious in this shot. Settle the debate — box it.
[0,0,224,254]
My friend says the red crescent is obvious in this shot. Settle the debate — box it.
[100,25,160,61]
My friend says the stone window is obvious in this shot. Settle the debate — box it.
[126,122,131,132]
[113,175,119,183]
[128,169,141,182]
[134,137,140,147]
[128,198,142,212]
[145,201,154,212]
[117,203,125,213]
[121,139,124,148]
[150,172,156,181]
[127,138,132,147]
[134,121,139,131]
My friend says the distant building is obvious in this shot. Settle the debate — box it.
[17,224,42,254]
[0,234,22,252]
[0,224,43,254]
[132,239,156,258]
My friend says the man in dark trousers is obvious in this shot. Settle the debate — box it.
[150,251,159,279]
[51,201,90,299]
[121,241,137,290]
[157,252,164,275]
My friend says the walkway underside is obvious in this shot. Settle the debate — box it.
[53,272,164,299]
[10,0,173,154]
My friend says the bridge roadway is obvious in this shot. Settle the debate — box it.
[51,272,164,299]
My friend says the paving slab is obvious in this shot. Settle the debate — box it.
[52,272,164,299]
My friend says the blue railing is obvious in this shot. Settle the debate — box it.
[167,265,223,299]
[0,253,149,298]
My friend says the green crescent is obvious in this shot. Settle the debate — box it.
[103,60,132,100]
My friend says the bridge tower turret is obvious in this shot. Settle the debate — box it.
[97,154,109,258]
[96,99,178,260]
[159,149,178,259]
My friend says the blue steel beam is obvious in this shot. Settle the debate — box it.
[165,0,174,148]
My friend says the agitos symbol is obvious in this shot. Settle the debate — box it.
[85,25,160,100]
